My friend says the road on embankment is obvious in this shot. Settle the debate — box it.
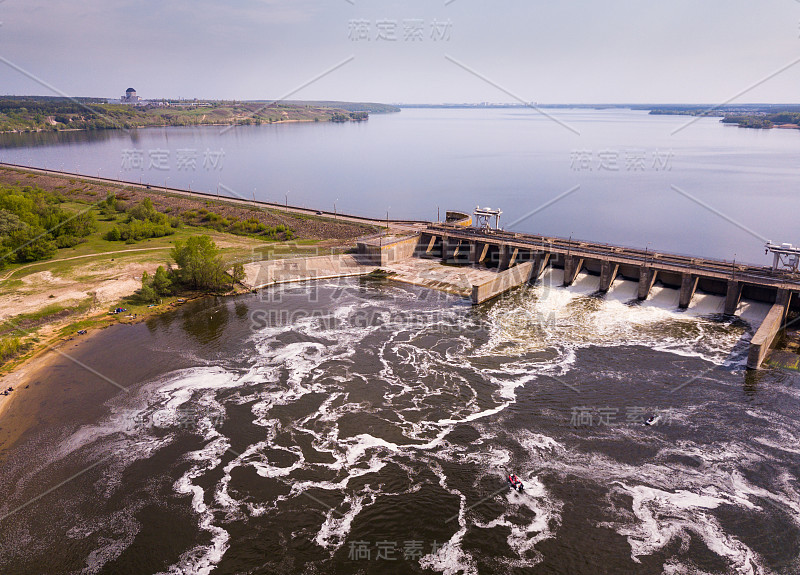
[0,162,430,232]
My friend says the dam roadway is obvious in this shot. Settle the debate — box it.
[408,223,800,369]
[425,223,800,290]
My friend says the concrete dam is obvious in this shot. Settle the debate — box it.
[245,211,800,370]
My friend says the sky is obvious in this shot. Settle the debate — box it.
[1,0,799,104]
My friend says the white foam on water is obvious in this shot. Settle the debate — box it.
[164,434,231,575]
[611,482,763,575]
[606,276,639,301]
[517,431,565,455]
[528,434,800,575]
[688,292,726,315]
[216,280,778,572]
[736,299,773,325]
[419,463,478,575]
[646,284,681,309]
[314,492,370,551]
[55,278,791,574]
[486,268,768,367]
[568,271,601,294]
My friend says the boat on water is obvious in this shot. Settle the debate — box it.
[507,473,524,492]
[644,414,661,426]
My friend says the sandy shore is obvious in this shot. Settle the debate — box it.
[0,330,100,455]
[0,293,216,458]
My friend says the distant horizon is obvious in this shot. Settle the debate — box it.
[3,95,800,109]
[2,1,799,103]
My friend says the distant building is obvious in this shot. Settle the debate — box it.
[120,88,141,104]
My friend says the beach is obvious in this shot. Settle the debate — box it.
[0,329,110,458]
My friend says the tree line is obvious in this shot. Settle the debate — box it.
[0,184,96,267]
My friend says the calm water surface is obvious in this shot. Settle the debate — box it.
[1,108,798,263]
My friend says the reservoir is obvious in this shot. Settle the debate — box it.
[1,108,798,264]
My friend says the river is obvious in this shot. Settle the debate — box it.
[0,271,798,574]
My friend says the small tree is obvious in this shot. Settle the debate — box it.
[152,265,172,296]
[171,235,227,291]
[101,192,118,218]
[139,270,158,303]
[231,262,245,285]
[105,226,121,241]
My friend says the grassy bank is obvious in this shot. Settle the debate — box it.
[0,167,376,371]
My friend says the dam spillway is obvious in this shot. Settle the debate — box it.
[355,222,800,369]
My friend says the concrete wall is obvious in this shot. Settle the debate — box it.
[387,235,419,263]
[445,211,472,227]
[471,262,534,304]
[357,234,419,266]
[747,292,791,369]
[244,254,374,289]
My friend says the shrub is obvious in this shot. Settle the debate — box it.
[105,226,121,241]
[55,235,84,248]
[171,235,229,291]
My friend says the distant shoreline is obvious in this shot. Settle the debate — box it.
[0,98,400,134]
[0,117,352,135]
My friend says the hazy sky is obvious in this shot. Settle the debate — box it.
[2,0,799,103]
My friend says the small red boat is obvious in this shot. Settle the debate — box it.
[507,473,524,492]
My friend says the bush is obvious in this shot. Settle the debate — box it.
[3,226,57,262]
[55,235,84,248]
[104,198,177,242]
[152,265,172,296]
[127,198,168,225]
[138,271,158,303]
[0,184,95,263]
[0,336,29,363]
[171,235,229,291]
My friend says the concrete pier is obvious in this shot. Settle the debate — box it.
[679,274,699,309]
[530,253,551,284]
[471,262,534,304]
[599,260,619,293]
[638,268,658,300]
[724,280,742,315]
[563,256,584,286]
[470,242,488,264]
[748,290,792,369]
[441,236,451,263]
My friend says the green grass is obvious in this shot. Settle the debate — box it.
[0,297,94,337]
[0,336,31,364]
[0,200,275,284]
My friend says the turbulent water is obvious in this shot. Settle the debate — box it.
[1,275,799,574]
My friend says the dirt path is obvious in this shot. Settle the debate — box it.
[0,247,170,283]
